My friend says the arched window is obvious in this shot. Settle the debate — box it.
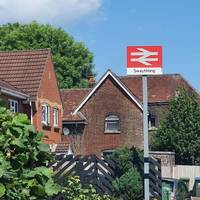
[105,115,120,133]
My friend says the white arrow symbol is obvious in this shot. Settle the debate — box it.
[130,48,158,66]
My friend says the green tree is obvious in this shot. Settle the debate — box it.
[109,147,143,200]
[113,168,143,200]
[152,87,200,165]
[0,22,95,88]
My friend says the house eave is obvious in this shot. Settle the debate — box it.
[1,87,29,100]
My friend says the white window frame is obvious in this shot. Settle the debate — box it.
[105,114,120,133]
[41,104,50,126]
[8,99,18,113]
[53,107,59,128]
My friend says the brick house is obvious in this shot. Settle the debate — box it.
[0,49,63,146]
[61,70,199,157]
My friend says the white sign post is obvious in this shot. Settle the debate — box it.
[127,46,163,200]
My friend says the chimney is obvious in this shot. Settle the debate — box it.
[88,75,95,88]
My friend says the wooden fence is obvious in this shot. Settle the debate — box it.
[49,152,162,199]
[50,154,116,195]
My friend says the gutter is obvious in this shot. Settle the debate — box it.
[1,87,29,99]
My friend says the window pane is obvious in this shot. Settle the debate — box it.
[106,121,119,132]
[54,108,58,127]
[105,115,119,121]
[42,106,46,123]
[9,100,18,113]
[47,106,50,124]
[15,102,18,112]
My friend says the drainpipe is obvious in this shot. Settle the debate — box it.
[29,100,33,125]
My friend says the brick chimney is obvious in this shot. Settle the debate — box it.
[88,75,95,88]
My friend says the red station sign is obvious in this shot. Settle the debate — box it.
[127,46,162,75]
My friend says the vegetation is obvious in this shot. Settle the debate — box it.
[0,103,110,200]
[109,147,143,200]
[61,176,111,200]
[0,22,95,88]
[152,87,200,165]
[112,168,143,200]
[0,105,60,199]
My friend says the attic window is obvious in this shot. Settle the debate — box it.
[42,104,50,126]
[105,115,120,133]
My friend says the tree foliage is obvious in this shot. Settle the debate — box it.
[0,107,61,199]
[113,168,143,200]
[152,87,200,165]
[0,22,95,88]
[109,147,143,200]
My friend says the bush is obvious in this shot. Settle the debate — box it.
[113,168,143,200]
[0,104,111,200]
[61,176,111,200]
[109,147,143,200]
[0,107,61,199]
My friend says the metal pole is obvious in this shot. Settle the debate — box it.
[143,75,149,200]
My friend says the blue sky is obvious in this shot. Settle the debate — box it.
[0,0,200,91]
[66,0,200,91]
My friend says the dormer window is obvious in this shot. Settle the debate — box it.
[42,104,50,126]
[105,115,120,133]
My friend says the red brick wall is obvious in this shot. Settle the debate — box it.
[64,76,143,156]
[33,55,63,144]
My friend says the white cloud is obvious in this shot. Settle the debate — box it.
[0,0,102,25]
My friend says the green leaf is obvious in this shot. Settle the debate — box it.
[11,138,25,148]
[38,144,49,152]
[45,180,61,196]
[0,183,5,197]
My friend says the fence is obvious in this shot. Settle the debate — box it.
[49,152,162,199]
[50,154,116,195]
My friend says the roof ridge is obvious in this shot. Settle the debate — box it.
[0,48,51,53]
[60,88,91,91]
[119,73,181,78]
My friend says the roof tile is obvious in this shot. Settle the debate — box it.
[0,49,50,100]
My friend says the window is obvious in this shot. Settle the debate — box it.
[105,115,120,133]
[53,107,59,127]
[42,104,50,126]
[148,113,156,129]
[101,149,115,158]
[8,99,18,113]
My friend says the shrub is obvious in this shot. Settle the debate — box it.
[0,107,61,199]
[109,147,143,200]
[61,176,111,200]
[113,168,143,200]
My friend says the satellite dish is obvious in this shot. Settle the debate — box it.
[63,127,70,135]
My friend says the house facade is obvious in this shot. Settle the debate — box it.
[0,49,63,145]
[61,70,199,157]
